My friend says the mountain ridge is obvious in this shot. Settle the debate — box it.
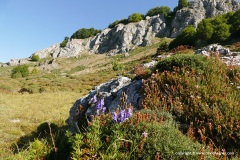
[1,0,240,66]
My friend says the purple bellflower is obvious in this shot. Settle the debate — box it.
[125,108,132,119]
[111,107,133,123]
[112,112,118,123]
[118,109,125,123]
[93,95,105,116]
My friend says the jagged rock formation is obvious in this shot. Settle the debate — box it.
[3,0,240,66]
[87,15,168,54]
[32,39,87,59]
[66,77,143,134]
[33,14,167,60]
[171,0,240,37]
[195,44,240,65]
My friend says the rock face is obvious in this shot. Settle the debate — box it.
[31,0,240,59]
[87,15,168,54]
[33,39,87,59]
[171,0,240,37]
[66,76,143,134]
[195,44,240,65]
[33,15,167,60]
[4,0,240,66]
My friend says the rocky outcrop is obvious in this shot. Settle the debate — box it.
[195,44,240,65]
[6,58,30,66]
[32,0,239,59]
[171,0,240,37]
[29,15,167,62]
[33,39,88,59]
[0,63,7,67]
[66,76,143,134]
[87,15,168,54]
[4,0,240,66]
[37,59,58,71]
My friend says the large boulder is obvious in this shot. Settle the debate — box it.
[66,76,143,134]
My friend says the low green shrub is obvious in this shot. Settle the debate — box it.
[146,6,171,17]
[71,28,101,39]
[128,13,144,23]
[60,37,69,48]
[11,65,29,78]
[31,54,40,61]
[155,54,208,73]
[112,58,124,72]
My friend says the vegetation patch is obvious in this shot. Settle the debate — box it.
[143,54,240,155]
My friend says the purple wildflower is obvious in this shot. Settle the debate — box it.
[118,110,125,123]
[100,98,104,107]
[125,108,132,119]
[112,112,118,123]
[102,107,106,113]
[95,97,104,110]
[93,95,97,103]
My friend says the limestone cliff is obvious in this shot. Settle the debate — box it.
[171,0,240,37]
[3,0,240,66]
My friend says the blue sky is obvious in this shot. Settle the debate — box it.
[0,0,178,63]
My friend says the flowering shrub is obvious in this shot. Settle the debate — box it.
[133,65,151,80]
[170,45,194,53]
[143,54,240,155]
[69,109,214,160]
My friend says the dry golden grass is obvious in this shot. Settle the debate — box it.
[0,91,80,155]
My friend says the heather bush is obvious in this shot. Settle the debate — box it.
[120,110,211,160]
[143,54,240,155]
[69,109,213,160]
[133,65,151,79]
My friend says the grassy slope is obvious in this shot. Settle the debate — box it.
[0,38,162,157]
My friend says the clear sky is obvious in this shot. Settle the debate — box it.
[0,0,178,63]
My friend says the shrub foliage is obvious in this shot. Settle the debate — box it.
[128,13,144,23]
[143,54,240,154]
[31,54,40,61]
[146,6,171,17]
[170,9,240,49]
[71,28,101,39]
[11,65,29,78]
